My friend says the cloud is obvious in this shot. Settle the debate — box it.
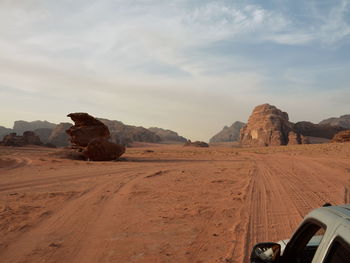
[0,0,350,140]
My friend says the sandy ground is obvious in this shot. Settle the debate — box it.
[0,143,349,263]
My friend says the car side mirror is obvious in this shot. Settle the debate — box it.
[250,242,281,263]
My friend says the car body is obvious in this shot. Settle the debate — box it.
[250,204,350,263]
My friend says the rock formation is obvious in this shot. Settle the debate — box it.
[13,120,56,135]
[99,119,161,146]
[240,104,294,147]
[209,121,245,143]
[66,113,110,147]
[287,131,301,145]
[0,126,13,141]
[34,128,53,144]
[1,131,42,146]
[184,140,209,147]
[66,113,125,161]
[294,121,345,139]
[332,130,350,143]
[320,114,350,129]
[148,127,187,143]
[48,123,72,147]
[84,138,125,161]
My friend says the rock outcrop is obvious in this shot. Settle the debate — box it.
[48,123,72,147]
[209,121,245,143]
[148,127,187,143]
[240,104,294,147]
[294,122,345,139]
[66,113,110,147]
[184,140,209,147]
[332,130,350,143]
[1,131,42,146]
[13,120,56,135]
[320,114,350,129]
[66,113,125,161]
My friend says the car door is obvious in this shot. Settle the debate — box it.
[320,222,350,263]
[281,219,328,263]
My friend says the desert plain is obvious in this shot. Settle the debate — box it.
[0,143,350,263]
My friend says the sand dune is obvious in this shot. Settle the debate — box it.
[0,143,349,262]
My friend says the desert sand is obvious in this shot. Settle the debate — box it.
[0,143,349,263]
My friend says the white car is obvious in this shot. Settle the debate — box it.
[250,204,350,263]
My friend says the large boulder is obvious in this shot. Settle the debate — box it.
[332,130,350,143]
[66,113,125,161]
[148,127,187,143]
[240,104,294,147]
[84,138,125,161]
[48,123,72,147]
[210,121,245,143]
[66,113,110,147]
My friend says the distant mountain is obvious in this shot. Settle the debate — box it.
[99,119,161,146]
[48,123,72,147]
[0,126,13,141]
[210,121,245,143]
[319,114,350,129]
[148,127,187,143]
[33,128,53,143]
[13,120,56,135]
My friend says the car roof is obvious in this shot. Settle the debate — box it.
[321,204,350,219]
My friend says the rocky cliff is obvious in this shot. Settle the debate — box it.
[240,104,294,147]
[209,121,245,143]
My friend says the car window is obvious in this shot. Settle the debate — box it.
[323,239,350,263]
[283,222,326,263]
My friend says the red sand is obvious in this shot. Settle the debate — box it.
[0,143,349,263]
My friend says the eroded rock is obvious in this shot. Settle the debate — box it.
[240,104,294,147]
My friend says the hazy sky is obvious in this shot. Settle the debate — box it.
[0,0,349,141]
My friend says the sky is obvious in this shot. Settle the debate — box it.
[0,0,349,141]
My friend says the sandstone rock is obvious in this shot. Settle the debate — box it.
[48,123,72,147]
[240,104,294,147]
[320,114,350,129]
[148,127,187,143]
[210,121,245,143]
[184,140,209,148]
[83,138,125,161]
[66,113,110,147]
[288,131,301,145]
[66,113,125,161]
[294,121,345,139]
[23,131,42,145]
[1,131,42,146]
[332,130,350,143]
